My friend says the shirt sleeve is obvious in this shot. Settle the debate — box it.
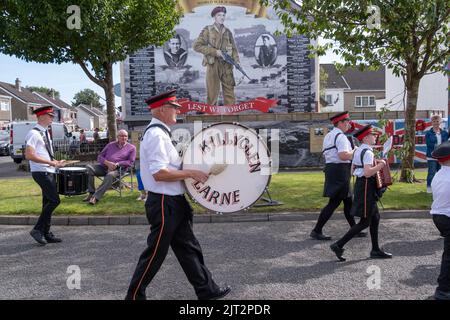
[144,132,171,175]
[97,143,110,165]
[362,150,375,166]
[336,134,351,153]
[25,131,40,149]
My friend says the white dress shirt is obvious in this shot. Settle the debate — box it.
[322,127,352,164]
[25,124,55,173]
[431,166,450,218]
[140,118,185,196]
[352,144,374,178]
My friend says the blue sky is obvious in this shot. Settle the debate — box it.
[0,54,122,107]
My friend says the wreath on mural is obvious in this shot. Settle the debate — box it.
[415,119,426,132]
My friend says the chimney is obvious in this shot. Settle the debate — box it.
[51,89,55,99]
[15,78,22,92]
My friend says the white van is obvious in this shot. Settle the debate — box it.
[9,121,71,163]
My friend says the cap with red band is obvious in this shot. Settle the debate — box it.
[330,111,350,124]
[33,106,54,117]
[432,140,450,164]
[353,124,380,141]
[145,89,182,109]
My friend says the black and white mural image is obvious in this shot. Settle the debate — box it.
[255,34,278,67]
[154,5,288,108]
[162,34,188,69]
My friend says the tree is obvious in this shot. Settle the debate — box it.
[0,0,181,141]
[319,66,328,104]
[264,0,450,182]
[72,89,104,110]
[26,86,60,99]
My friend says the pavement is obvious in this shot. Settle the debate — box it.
[0,216,443,300]
[0,156,29,179]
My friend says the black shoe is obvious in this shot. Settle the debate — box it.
[434,289,450,300]
[330,243,346,261]
[310,230,332,241]
[44,232,62,243]
[370,249,392,259]
[199,286,231,300]
[355,232,367,238]
[30,229,46,245]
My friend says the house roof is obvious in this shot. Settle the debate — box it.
[0,81,49,105]
[77,104,106,117]
[321,64,385,91]
[32,92,75,111]
[321,64,349,89]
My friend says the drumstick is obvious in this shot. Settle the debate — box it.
[209,163,228,176]
[62,160,80,166]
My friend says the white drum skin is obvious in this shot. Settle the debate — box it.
[182,122,271,213]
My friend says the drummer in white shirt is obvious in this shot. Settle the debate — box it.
[430,140,450,300]
[125,89,230,300]
[24,106,65,245]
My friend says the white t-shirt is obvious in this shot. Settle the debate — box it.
[25,124,55,173]
[140,118,185,196]
[352,144,374,178]
[431,166,450,217]
[428,131,442,161]
[322,127,352,164]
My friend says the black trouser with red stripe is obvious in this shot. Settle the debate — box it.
[432,214,450,293]
[32,172,60,234]
[126,192,219,300]
[335,177,381,251]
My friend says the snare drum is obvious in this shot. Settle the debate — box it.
[182,122,271,213]
[57,167,88,196]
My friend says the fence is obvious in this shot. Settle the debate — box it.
[53,138,109,162]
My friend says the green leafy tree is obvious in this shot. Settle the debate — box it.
[0,0,181,140]
[26,86,60,99]
[263,0,450,182]
[72,89,104,110]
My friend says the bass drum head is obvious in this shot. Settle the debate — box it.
[182,122,271,213]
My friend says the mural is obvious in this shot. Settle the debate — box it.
[122,0,315,121]
[155,4,288,110]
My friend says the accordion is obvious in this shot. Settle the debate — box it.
[375,160,393,189]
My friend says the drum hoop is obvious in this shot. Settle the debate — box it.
[58,167,87,172]
[181,121,272,214]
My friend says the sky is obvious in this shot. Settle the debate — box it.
[0,54,122,107]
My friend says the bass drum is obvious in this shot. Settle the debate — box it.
[182,122,271,213]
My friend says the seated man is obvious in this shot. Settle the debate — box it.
[84,129,136,205]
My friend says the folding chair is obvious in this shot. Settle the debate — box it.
[111,165,134,197]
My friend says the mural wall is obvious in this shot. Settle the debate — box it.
[121,0,315,123]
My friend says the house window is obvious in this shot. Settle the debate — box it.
[355,96,376,107]
[0,101,10,111]
[325,94,333,105]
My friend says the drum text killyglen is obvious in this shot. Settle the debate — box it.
[199,131,261,173]
[182,122,271,213]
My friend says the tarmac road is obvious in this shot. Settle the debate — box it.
[0,217,442,300]
[0,156,29,179]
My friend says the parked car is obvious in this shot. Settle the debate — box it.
[0,130,10,156]
[84,131,94,143]
[9,122,71,164]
